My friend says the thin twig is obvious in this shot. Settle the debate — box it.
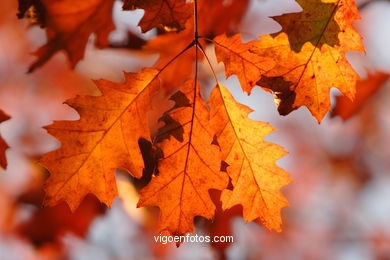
[194,0,199,40]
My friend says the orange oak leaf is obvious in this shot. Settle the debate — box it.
[214,0,364,122]
[138,80,228,235]
[18,0,115,72]
[261,0,364,122]
[0,110,10,169]
[332,72,389,120]
[123,0,193,33]
[214,34,276,93]
[40,68,160,211]
[209,85,291,231]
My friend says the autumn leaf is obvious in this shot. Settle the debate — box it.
[214,34,275,93]
[40,68,160,211]
[214,0,364,122]
[18,0,115,72]
[262,0,364,122]
[0,110,10,169]
[209,84,291,231]
[138,80,228,235]
[332,72,389,120]
[123,0,193,33]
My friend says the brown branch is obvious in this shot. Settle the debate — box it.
[194,0,199,40]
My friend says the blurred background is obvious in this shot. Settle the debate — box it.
[1,0,390,259]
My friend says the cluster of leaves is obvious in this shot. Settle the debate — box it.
[9,0,367,237]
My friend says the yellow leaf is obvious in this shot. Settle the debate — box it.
[209,84,291,231]
[214,0,364,122]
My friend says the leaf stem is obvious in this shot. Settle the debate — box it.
[194,0,199,41]
[197,43,219,86]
